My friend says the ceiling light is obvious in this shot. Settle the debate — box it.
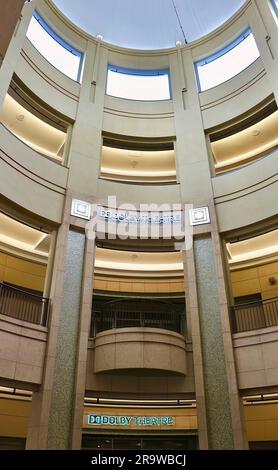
[175,40,183,47]
[251,129,260,136]
[16,114,25,122]
[96,34,103,41]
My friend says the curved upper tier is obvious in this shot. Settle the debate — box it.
[51,0,246,50]
[0,0,277,234]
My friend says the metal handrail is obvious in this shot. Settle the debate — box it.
[91,302,186,337]
[231,297,278,333]
[231,296,278,308]
[1,281,46,299]
[0,282,49,326]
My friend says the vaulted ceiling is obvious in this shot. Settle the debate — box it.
[52,0,246,50]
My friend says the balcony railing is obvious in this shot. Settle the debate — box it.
[0,282,49,326]
[91,299,185,336]
[231,297,278,333]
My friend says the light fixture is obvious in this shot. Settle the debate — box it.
[175,40,183,48]
[96,34,103,41]
[269,276,276,285]
[251,129,260,136]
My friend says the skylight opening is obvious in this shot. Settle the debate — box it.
[106,66,171,101]
[271,0,278,16]
[26,11,83,82]
[195,28,260,92]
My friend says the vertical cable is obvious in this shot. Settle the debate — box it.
[171,0,188,44]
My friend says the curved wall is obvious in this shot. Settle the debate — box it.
[233,326,278,390]
[0,123,67,223]
[92,328,187,375]
[213,148,278,232]
[0,0,276,232]
[0,1,278,442]
[0,314,47,387]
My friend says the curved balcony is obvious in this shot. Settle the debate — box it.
[231,297,278,333]
[91,299,185,336]
[0,283,49,385]
[93,328,187,375]
[0,282,49,326]
[91,299,187,375]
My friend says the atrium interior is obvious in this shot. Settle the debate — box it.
[0,0,278,450]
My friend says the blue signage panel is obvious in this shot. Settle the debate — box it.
[87,415,175,426]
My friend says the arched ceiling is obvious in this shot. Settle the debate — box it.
[51,0,246,50]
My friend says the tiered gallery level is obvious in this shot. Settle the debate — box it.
[0,0,278,450]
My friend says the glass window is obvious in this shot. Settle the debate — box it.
[106,66,171,101]
[271,0,278,15]
[195,29,260,92]
[26,11,83,81]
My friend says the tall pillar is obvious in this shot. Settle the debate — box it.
[71,237,95,449]
[246,0,278,104]
[170,47,214,205]
[182,246,209,449]
[26,196,95,449]
[183,213,248,449]
[0,0,37,108]
[171,28,248,450]
[67,40,108,195]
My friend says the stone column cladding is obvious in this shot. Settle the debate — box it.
[47,230,85,449]
[182,247,209,449]
[247,0,278,105]
[71,237,95,449]
[67,42,108,195]
[194,235,234,449]
[26,194,96,449]
[183,206,248,449]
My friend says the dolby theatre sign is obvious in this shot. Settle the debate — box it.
[87,414,174,427]
[99,208,181,225]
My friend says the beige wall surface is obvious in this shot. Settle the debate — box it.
[244,402,278,442]
[1,398,278,444]
[231,261,278,300]
[0,397,31,439]
[0,251,46,292]
[233,326,278,390]
[86,347,195,396]
[0,0,276,233]
[93,328,187,375]
[200,60,270,130]
[94,276,184,295]
[0,314,47,385]
[17,40,79,120]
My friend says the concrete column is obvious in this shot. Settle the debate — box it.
[182,247,209,449]
[246,0,278,104]
[0,0,38,108]
[67,40,108,195]
[47,229,86,449]
[71,237,96,449]
[26,198,95,449]
[184,221,248,449]
[26,216,70,449]
[170,48,214,205]
[43,230,57,298]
